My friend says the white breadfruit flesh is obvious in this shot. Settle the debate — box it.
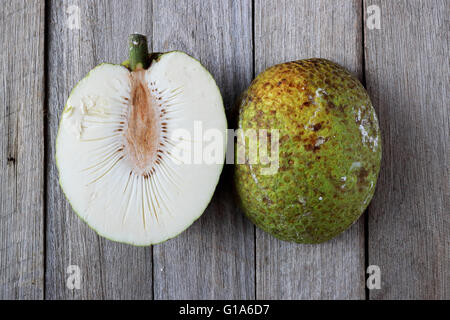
[56,51,227,245]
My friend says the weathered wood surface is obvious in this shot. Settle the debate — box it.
[151,0,255,299]
[0,0,45,299]
[254,0,366,300]
[364,0,449,299]
[46,0,153,299]
[0,0,448,300]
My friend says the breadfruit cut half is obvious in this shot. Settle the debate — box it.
[56,46,227,245]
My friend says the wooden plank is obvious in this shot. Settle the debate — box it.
[152,0,255,299]
[254,0,366,299]
[364,0,449,299]
[0,0,45,299]
[46,0,153,299]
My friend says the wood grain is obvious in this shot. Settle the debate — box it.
[0,0,45,299]
[254,0,366,299]
[151,0,255,299]
[0,0,447,300]
[364,0,449,299]
[46,0,153,299]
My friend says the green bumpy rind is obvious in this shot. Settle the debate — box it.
[235,59,382,244]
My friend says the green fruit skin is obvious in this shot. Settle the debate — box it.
[235,59,381,244]
[128,34,150,71]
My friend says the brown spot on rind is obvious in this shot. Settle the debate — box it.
[262,196,273,206]
[312,122,322,131]
[280,135,289,143]
[357,167,369,187]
